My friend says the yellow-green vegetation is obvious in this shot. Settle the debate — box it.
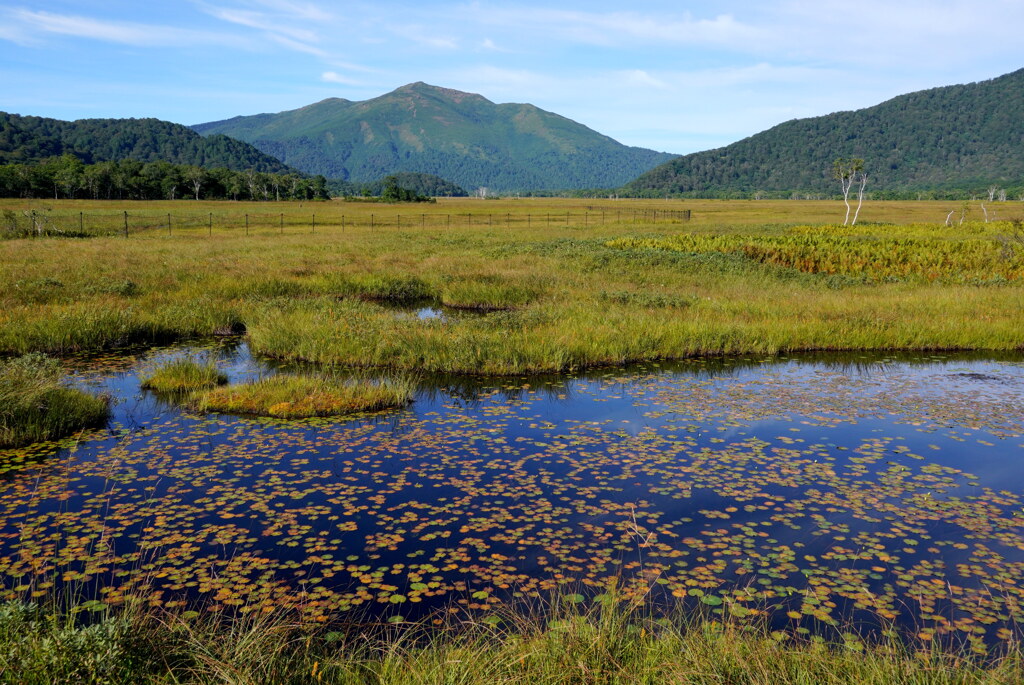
[139,357,227,393]
[0,353,108,448]
[1,598,1021,685]
[194,373,414,418]
[609,221,1024,284]
[1,199,1022,375]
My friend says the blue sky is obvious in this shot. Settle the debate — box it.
[2,1,1022,154]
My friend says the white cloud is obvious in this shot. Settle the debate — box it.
[249,0,334,22]
[322,70,361,86]
[204,7,320,43]
[6,9,249,48]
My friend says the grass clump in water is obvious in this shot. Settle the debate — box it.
[194,373,413,418]
[0,353,109,448]
[439,275,540,310]
[139,358,228,393]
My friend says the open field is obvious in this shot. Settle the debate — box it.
[1,198,1022,373]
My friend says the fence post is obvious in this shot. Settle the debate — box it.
[468,213,472,227]
[245,214,249,236]
[585,211,588,227]
[421,213,425,229]
[341,215,344,232]
[168,213,172,236]
[398,214,401,229]
[446,214,450,228]
[209,213,213,236]
[123,211,128,238]
[371,214,374,229]
[280,213,284,234]
[79,211,83,233]
[312,214,315,234]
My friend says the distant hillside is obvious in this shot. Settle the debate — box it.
[625,69,1024,196]
[193,82,676,192]
[0,112,294,173]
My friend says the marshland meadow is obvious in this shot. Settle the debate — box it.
[2,196,1024,683]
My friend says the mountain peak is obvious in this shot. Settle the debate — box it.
[390,82,492,105]
[192,84,675,190]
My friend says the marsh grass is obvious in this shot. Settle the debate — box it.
[139,357,228,393]
[0,353,109,448]
[193,373,414,418]
[1,199,1023,374]
[1,594,1021,685]
[439,275,541,310]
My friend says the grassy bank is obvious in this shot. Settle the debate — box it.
[1,598,1020,685]
[1,199,1022,374]
[0,353,109,448]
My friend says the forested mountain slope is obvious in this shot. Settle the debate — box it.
[193,82,676,192]
[625,69,1024,196]
[0,113,294,173]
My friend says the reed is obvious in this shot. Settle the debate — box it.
[0,353,109,447]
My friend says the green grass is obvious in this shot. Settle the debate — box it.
[1,596,1021,685]
[0,353,109,448]
[1,199,1022,375]
[193,373,414,418]
[139,357,228,393]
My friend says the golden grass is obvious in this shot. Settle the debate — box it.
[194,373,414,418]
[1,198,1022,374]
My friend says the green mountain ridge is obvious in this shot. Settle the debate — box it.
[0,112,295,174]
[625,69,1024,196]
[193,82,676,192]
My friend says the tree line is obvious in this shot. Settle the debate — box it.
[0,154,330,201]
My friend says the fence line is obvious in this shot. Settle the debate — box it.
[1,208,691,239]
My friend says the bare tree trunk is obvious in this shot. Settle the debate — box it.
[841,177,852,225]
[851,174,867,225]
[945,210,955,226]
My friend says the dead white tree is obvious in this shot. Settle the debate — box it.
[832,158,866,225]
[988,185,999,202]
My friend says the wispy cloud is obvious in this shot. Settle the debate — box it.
[321,70,362,86]
[4,9,249,48]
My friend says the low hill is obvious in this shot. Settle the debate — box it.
[625,69,1024,196]
[193,82,676,192]
[0,112,294,173]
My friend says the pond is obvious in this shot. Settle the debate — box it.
[1,342,1023,648]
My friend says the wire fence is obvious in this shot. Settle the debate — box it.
[1,207,691,239]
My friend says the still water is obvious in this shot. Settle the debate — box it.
[1,342,1022,645]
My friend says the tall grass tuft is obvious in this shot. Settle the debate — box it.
[139,357,228,393]
[194,373,414,418]
[1,596,1021,684]
[0,353,109,448]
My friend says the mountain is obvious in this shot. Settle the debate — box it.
[625,69,1024,196]
[193,82,676,192]
[0,112,294,173]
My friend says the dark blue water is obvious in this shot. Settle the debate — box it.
[1,343,1022,644]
